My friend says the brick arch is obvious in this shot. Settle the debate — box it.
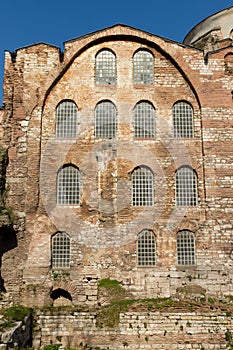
[170,157,202,174]
[41,28,201,110]
[136,223,158,237]
[176,219,199,233]
[52,280,79,302]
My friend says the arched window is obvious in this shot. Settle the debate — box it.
[173,101,194,138]
[95,100,116,138]
[177,230,195,266]
[52,232,70,268]
[175,166,197,206]
[132,166,154,206]
[57,165,80,205]
[134,101,155,138]
[137,230,156,266]
[56,100,77,138]
[133,50,154,85]
[95,49,116,85]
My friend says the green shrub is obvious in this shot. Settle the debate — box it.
[98,278,121,288]
[43,345,62,350]
[2,305,31,322]
[0,305,31,330]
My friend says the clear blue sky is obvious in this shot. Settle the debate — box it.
[0,0,232,105]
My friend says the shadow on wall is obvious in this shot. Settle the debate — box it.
[0,226,17,292]
[0,146,18,293]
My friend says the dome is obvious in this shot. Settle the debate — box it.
[183,7,233,46]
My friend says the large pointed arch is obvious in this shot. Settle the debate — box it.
[42,27,201,110]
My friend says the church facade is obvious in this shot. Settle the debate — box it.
[0,7,233,307]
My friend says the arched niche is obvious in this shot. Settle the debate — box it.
[50,288,72,306]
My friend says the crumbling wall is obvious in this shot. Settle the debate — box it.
[34,309,233,349]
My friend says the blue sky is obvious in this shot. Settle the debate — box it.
[0,0,232,104]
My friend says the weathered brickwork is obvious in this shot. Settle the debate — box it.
[0,8,233,310]
[34,310,233,349]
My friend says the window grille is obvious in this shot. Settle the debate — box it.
[95,101,116,138]
[175,166,197,206]
[56,100,77,138]
[134,101,155,138]
[137,230,156,266]
[132,166,154,206]
[52,232,70,268]
[177,230,195,265]
[57,165,80,205]
[95,50,116,85]
[133,50,154,85]
[173,101,194,138]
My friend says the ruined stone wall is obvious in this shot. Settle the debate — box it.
[1,44,61,300]
[0,315,31,349]
[34,310,233,349]
[0,25,233,306]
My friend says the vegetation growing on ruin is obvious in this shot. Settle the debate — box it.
[225,329,233,349]
[96,297,178,328]
[97,278,131,304]
[2,281,233,348]
[0,305,31,330]
[98,278,121,288]
[1,295,233,349]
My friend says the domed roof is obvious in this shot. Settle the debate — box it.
[183,7,233,46]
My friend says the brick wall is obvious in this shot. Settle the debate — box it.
[0,24,233,307]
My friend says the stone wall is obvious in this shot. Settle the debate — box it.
[34,310,233,349]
